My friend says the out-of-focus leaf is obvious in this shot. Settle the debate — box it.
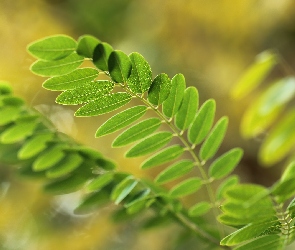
[233,235,282,250]
[93,42,113,71]
[155,160,195,184]
[199,117,228,161]
[75,92,131,116]
[86,172,114,191]
[95,106,147,137]
[162,74,186,118]
[169,177,202,198]
[0,106,22,126]
[125,132,173,158]
[46,153,83,178]
[27,35,77,61]
[141,145,185,169]
[42,68,99,91]
[127,52,152,94]
[271,178,295,203]
[112,118,161,147]
[76,35,100,58]
[188,99,215,145]
[18,133,54,159]
[281,161,295,181]
[241,77,295,139]
[108,50,132,83]
[33,144,66,171]
[231,50,277,99]
[1,96,24,107]
[175,87,199,131]
[216,175,239,200]
[188,202,211,217]
[56,80,114,105]
[259,109,295,165]
[221,220,278,247]
[111,176,138,204]
[209,148,243,179]
[30,53,84,77]
[0,81,13,95]
[148,73,171,106]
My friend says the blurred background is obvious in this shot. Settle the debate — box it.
[1,0,295,249]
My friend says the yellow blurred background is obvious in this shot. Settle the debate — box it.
[1,0,295,249]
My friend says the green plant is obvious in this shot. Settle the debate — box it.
[1,34,295,249]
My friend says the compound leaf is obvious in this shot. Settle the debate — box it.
[127,52,152,94]
[155,160,195,184]
[95,106,148,137]
[141,145,185,169]
[27,35,77,61]
[162,74,186,118]
[188,99,216,145]
[75,92,132,117]
[108,50,132,83]
[199,116,228,161]
[30,53,84,77]
[112,118,161,147]
[209,148,243,179]
[126,132,173,158]
[56,80,114,105]
[148,73,171,106]
[175,87,199,131]
[42,68,99,91]
[76,35,100,58]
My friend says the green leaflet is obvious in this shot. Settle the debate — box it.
[175,87,199,131]
[27,35,77,61]
[216,175,239,200]
[46,153,83,178]
[112,118,161,147]
[125,132,173,158]
[169,177,203,198]
[155,160,195,184]
[33,144,66,171]
[95,106,147,137]
[1,96,24,107]
[141,145,185,169]
[76,35,100,58]
[18,133,54,159]
[111,176,138,205]
[0,118,39,144]
[241,77,295,139]
[231,50,277,99]
[75,92,132,117]
[74,190,110,215]
[259,109,295,166]
[108,50,132,83]
[188,201,211,217]
[188,99,216,145]
[93,42,113,71]
[0,81,13,95]
[42,68,99,91]
[56,80,114,105]
[209,148,243,179]
[0,106,22,126]
[271,178,295,203]
[281,161,295,181]
[127,52,152,94]
[30,53,84,77]
[162,74,186,119]
[124,189,151,214]
[233,235,282,250]
[199,116,228,161]
[220,220,278,247]
[148,73,171,106]
[86,172,114,191]
[43,173,89,194]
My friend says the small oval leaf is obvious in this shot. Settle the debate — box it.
[169,177,203,198]
[86,172,114,191]
[76,35,100,58]
[42,68,99,91]
[108,50,132,83]
[95,106,148,137]
[112,118,161,147]
[93,42,113,71]
[75,92,132,117]
[148,73,171,106]
[111,176,138,205]
[188,202,211,217]
[125,132,173,158]
[27,35,77,61]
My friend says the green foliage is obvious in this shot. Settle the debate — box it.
[1,34,295,250]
